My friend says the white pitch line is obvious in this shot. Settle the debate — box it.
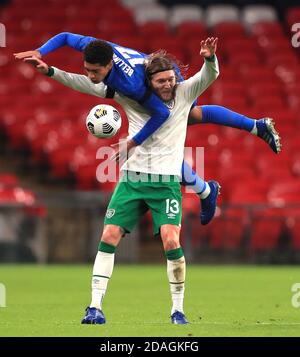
[94,321,300,326]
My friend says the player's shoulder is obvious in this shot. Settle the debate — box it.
[176,79,189,91]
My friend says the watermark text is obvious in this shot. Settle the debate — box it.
[291,23,300,48]
[95,143,205,192]
[0,283,6,307]
[291,283,300,308]
[0,23,6,47]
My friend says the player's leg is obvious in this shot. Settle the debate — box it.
[82,224,123,325]
[147,177,188,324]
[188,106,281,154]
[160,224,188,324]
[82,173,147,324]
[181,160,220,225]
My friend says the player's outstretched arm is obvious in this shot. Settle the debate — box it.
[14,32,97,60]
[23,56,107,97]
[185,37,219,101]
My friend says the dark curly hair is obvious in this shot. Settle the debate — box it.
[144,50,188,84]
[83,40,113,66]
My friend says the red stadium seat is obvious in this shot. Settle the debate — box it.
[268,180,300,206]
[98,181,118,192]
[0,174,19,188]
[285,208,300,250]
[228,52,260,70]
[266,53,299,67]
[138,22,169,39]
[210,208,247,250]
[286,6,300,27]
[247,82,282,101]
[240,66,279,84]
[227,181,270,205]
[218,66,238,81]
[176,22,207,39]
[74,163,98,190]
[213,97,248,111]
[222,38,257,54]
[250,208,284,252]
[251,22,284,36]
[257,35,292,52]
[110,36,147,54]
[254,95,286,111]
[148,36,185,56]
[213,22,246,38]
[0,187,35,206]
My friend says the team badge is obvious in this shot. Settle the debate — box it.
[106,209,115,218]
[165,99,175,110]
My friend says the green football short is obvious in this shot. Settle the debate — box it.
[104,171,182,235]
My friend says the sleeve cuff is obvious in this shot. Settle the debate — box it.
[204,54,216,62]
[132,134,142,145]
[46,66,54,77]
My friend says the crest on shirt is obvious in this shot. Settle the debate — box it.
[106,209,115,219]
[165,99,175,110]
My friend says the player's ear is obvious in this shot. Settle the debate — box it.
[106,60,113,71]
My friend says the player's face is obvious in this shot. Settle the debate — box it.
[84,61,113,84]
[150,70,176,102]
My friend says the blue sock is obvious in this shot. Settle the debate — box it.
[201,105,255,132]
[181,161,206,194]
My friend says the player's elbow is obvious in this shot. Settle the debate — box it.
[58,31,69,37]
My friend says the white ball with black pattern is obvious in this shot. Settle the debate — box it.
[86,104,122,138]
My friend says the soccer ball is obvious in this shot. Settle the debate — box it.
[86,104,122,138]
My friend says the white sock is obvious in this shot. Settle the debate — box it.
[251,122,257,135]
[90,251,114,310]
[199,182,211,199]
[167,256,186,315]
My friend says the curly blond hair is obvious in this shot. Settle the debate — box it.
[144,50,188,84]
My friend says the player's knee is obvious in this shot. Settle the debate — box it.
[160,225,181,251]
[188,106,202,125]
[101,224,123,246]
[164,239,180,251]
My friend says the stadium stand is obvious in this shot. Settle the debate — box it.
[0,0,300,262]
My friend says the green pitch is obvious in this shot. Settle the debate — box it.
[0,265,299,337]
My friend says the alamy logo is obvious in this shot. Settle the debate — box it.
[0,23,6,47]
[0,283,6,307]
[291,23,300,48]
[291,283,300,308]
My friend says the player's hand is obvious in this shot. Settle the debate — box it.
[110,138,137,163]
[200,37,218,58]
[14,50,42,60]
[23,56,49,74]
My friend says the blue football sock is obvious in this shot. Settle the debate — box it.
[201,105,255,132]
[181,161,206,194]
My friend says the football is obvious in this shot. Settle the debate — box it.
[86,104,122,138]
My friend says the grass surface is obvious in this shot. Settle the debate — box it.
[0,264,300,337]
